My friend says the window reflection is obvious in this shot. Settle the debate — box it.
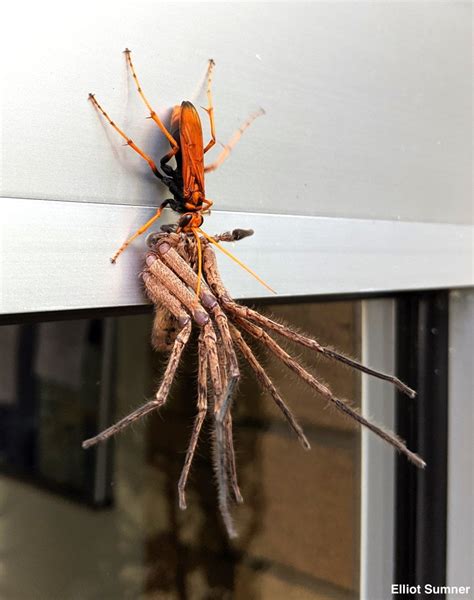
[0,320,110,504]
[0,302,361,599]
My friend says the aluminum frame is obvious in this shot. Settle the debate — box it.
[447,290,473,597]
[1,197,473,315]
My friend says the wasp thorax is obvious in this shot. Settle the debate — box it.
[177,213,203,232]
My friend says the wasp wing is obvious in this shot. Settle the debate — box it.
[179,101,205,202]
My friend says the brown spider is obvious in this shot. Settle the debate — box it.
[82,228,425,538]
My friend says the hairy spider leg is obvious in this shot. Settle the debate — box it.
[210,373,237,538]
[178,330,208,509]
[124,48,179,150]
[197,231,415,398]
[230,325,310,450]
[204,107,265,173]
[199,243,308,448]
[200,241,425,468]
[198,228,276,294]
[82,316,191,448]
[156,242,242,449]
[224,414,243,503]
[245,307,417,398]
[216,334,243,504]
[144,251,235,523]
[236,316,426,469]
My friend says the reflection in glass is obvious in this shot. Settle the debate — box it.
[0,320,112,504]
[0,302,361,599]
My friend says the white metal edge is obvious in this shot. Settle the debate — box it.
[360,299,396,600]
[1,197,473,314]
[446,290,474,598]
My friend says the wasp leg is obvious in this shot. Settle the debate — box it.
[110,200,170,263]
[124,48,179,151]
[160,146,180,176]
[203,59,217,154]
[204,108,265,173]
[89,93,164,181]
[201,199,213,212]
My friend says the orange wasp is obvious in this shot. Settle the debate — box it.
[89,49,270,293]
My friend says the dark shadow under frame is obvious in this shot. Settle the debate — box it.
[395,291,449,599]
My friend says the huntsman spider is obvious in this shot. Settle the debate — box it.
[83,228,425,538]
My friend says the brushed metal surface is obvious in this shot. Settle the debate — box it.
[2,2,472,224]
[0,198,472,315]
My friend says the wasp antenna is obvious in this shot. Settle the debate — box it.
[197,228,276,295]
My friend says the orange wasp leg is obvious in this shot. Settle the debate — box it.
[124,48,179,151]
[191,228,203,297]
[160,145,180,171]
[110,202,169,264]
[183,199,213,212]
[201,198,213,212]
[89,94,162,180]
[89,93,170,263]
[202,59,217,154]
[204,107,265,173]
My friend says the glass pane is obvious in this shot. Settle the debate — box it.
[0,301,361,599]
[0,320,110,504]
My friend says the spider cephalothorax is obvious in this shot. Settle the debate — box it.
[83,228,425,538]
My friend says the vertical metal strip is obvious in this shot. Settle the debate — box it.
[446,290,473,597]
[360,299,396,600]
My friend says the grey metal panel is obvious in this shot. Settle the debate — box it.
[447,290,474,598]
[360,300,396,600]
[2,2,472,224]
[0,197,472,314]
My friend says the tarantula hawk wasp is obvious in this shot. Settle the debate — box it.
[88,48,268,293]
[85,49,425,538]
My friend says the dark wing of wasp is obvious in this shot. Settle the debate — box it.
[179,101,205,203]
